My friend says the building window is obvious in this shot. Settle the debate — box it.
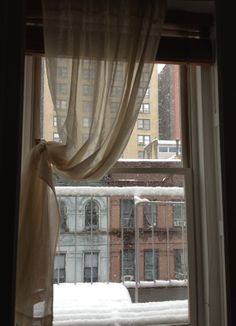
[121,249,135,281]
[111,86,123,97]
[53,132,60,142]
[83,68,95,80]
[174,249,187,280]
[145,87,150,97]
[58,198,68,232]
[84,252,98,282]
[137,135,150,146]
[85,200,99,230]
[137,119,150,130]
[56,83,68,94]
[53,253,66,284]
[121,199,134,228]
[139,103,150,113]
[53,116,57,127]
[144,250,159,281]
[110,102,119,113]
[83,85,94,96]
[138,87,147,97]
[56,99,67,110]
[143,203,157,228]
[82,101,93,112]
[57,66,68,78]
[138,151,145,159]
[82,117,91,128]
[173,202,186,227]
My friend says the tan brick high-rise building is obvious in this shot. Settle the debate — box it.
[41,60,159,160]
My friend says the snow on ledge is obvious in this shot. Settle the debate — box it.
[124,279,188,288]
[55,186,184,197]
[53,283,188,326]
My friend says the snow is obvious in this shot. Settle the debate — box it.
[53,283,188,326]
[124,280,188,288]
[55,186,184,197]
[157,64,166,73]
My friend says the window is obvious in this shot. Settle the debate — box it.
[82,101,92,112]
[83,85,94,96]
[121,249,135,280]
[111,86,123,97]
[173,202,186,227]
[174,249,187,280]
[145,87,150,97]
[58,198,68,232]
[85,200,99,230]
[31,58,225,326]
[137,119,150,130]
[84,252,98,282]
[121,199,134,228]
[83,68,95,80]
[137,135,150,146]
[56,83,68,94]
[82,117,91,128]
[138,87,147,97]
[138,151,144,159]
[144,250,159,281]
[57,66,68,78]
[53,132,60,141]
[53,116,57,127]
[53,116,66,128]
[56,99,67,110]
[143,203,157,228]
[139,103,150,113]
[110,102,119,113]
[53,253,66,283]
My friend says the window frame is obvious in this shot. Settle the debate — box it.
[22,57,227,326]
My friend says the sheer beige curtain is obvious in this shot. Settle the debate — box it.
[15,0,166,325]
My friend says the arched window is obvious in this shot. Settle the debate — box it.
[85,200,99,230]
[59,199,68,232]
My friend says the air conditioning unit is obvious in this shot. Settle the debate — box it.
[123,275,134,281]
[174,220,186,227]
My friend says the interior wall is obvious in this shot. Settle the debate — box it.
[2,0,25,325]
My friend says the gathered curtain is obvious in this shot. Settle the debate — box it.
[15,0,166,325]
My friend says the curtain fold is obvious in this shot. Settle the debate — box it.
[16,0,166,325]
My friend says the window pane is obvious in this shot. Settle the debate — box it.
[40,59,189,324]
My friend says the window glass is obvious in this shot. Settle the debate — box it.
[41,62,190,325]
[84,253,98,282]
[85,200,99,230]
